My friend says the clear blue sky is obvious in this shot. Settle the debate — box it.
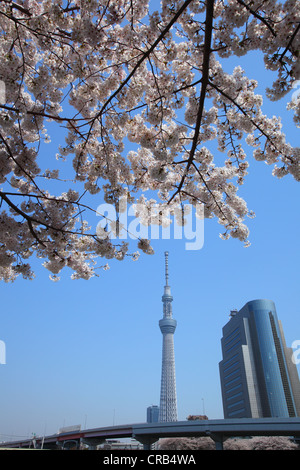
[0,50,299,441]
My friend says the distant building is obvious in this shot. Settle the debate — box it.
[147,405,159,423]
[99,439,143,450]
[186,415,208,420]
[219,299,300,418]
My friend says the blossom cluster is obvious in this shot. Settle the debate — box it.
[0,0,299,280]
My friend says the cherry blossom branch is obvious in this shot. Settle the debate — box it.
[0,190,144,245]
[86,0,196,138]
[0,0,299,281]
[236,0,299,60]
[208,80,294,163]
[278,23,300,64]
[235,0,277,36]
[168,0,214,203]
[0,191,47,247]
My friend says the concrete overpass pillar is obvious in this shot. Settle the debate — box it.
[206,432,225,450]
[81,437,105,449]
[133,435,158,450]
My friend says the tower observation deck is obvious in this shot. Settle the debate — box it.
[159,251,178,422]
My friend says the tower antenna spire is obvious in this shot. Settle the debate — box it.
[164,251,169,286]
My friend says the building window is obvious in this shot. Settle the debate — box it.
[224,368,240,380]
[225,383,242,394]
[228,399,244,409]
[228,408,246,417]
[226,392,243,402]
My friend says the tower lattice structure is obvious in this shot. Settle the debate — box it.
[159,251,178,422]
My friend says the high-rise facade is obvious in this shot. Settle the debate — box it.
[158,251,178,422]
[219,299,300,419]
[147,405,159,423]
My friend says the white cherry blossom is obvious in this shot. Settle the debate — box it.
[0,0,299,281]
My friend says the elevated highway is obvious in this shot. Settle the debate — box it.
[1,417,300,450]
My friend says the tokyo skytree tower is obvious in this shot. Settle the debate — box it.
[158,251,178,422]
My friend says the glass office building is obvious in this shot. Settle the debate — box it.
[219,299,300,418]
[147,405,159,423]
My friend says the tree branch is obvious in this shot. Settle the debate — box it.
[208,80,294,163]
[86,0,196,138]
[0,191,47,247]
[168,0,215,203]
